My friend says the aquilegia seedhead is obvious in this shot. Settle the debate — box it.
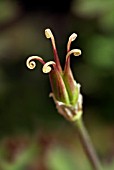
[26,28,83,121]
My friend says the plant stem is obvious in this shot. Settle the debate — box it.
[73,117,102,170]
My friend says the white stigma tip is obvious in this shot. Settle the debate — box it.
[70,33,77,42]
[26,57,36,69]
[45,28,52,38]
[74,49,81,56]
[42,61,55,74]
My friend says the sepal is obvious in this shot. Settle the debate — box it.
[50,92,83,122]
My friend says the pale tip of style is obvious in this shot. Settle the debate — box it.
[45,28,53,39]
[26,56,45,70]
[26,56,37,69]
[69,33,77,42]
[42,61,56,73]
[66,49,82,61]
[73,49,81,56]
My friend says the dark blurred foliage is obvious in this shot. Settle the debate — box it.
[19,0,72,13]
[0,0,114,169]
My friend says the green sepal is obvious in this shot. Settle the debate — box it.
[63,67,79,106]
[49,69,70,105]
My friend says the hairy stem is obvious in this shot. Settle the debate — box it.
[73,117,102,170]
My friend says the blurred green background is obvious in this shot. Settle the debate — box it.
[0,0,114,169]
